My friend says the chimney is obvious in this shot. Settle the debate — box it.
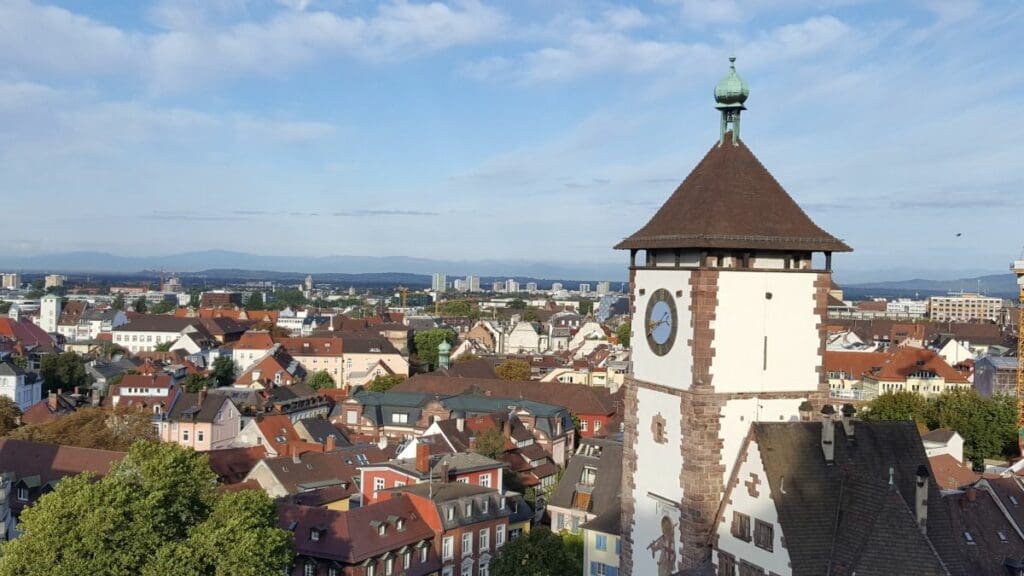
[469,436,478,451]
[198,385,208,405]
[291,444,301,464]
[456,416,465,432]
[415,442,430,475]
[48,391,58,411]
[840,403,857,438]
[503,417,512,439]
[325,435,336,452]
[798,400,813,422]
[91,388,101,407]
[73,386,80,396]
[820,405,836,465]
[915,464,930,534]
[440,462,450,484]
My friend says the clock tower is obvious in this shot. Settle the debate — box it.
[616,58,851,574]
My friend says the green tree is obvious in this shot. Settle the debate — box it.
[9,406,156,451]
[508,299,526,310]
[0,442,293,576]
[616,320,631,348]
[473,426,507,460]
[307,370,336,391]
[211,357,236,388]
[366,374,406,393]
[578,300,594,316]
[154,341,174,352]
[133,296,148,313]
[270,288,307,310]
[0,396,21,436]
[440,300,474,317]
[150,300,176,314]
[523,308,539,322]
[0,301,10,314]
[860,391,929,424]
[414,328,455,370]
[187,290,201,309]
[112,292,126,311]
[11,355,28,370]
[495,359,531,381]
[489,528,582,576]
[39,351,92,394]
[929,389,1016,463]
[245,292,265,310]
[182,373,211,393]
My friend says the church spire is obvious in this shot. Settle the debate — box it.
[714,56,749,146]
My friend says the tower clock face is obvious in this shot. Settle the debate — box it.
[645,288,678,356]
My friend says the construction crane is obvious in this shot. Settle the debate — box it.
[1014,258,1024,456]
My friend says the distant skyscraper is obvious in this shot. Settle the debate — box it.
[467,275,481,293]
[551,282,563,292]
[1,273,20,290]
[453,278,467,292]
[348,286,356,296]
[597,281,610,295]
[492,281,504,292]
[44,274,65,289]
[505,279,519,293]
[579,283,591,295]
[39,294,61,333]
[526,282,538,293]
[304,275,313,292]
[432,273,447,292]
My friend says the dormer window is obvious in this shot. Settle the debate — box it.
[396,518,405,531]
[310,528,322,542]
[378,524,387,536]
[482,499,489,513]
[447,507,455,521]
[465,502,472,516]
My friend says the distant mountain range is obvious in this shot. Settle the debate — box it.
[0,250,1016,296]
[841,273,1019,299]
[0,250,626,282]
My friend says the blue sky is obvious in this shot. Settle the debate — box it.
[1,0,1021,279]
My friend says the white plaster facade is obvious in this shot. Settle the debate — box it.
[38,294,61,334]
[710,271,819,395]
[0,367,41,412]
[630,269,694,389]
[715,437,792,576]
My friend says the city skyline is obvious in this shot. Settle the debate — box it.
[1,1,1022,275]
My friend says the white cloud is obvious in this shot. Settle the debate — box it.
[232,116,336,144]
[0,0,505,92]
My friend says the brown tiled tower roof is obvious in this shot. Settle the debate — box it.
[615,131,851,253]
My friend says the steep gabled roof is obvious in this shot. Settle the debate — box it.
[397,374,618,416]
[615,132,850,253]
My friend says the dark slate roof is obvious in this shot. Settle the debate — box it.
[296,418,351,447]
[580,501,621,536]
[0,438,125,483]
[943,488,1024,575]
[747,420,968,576]
[165,392,227,423]
[261,449,369,496]
[0,359,25,376]
[441,358,498,379]
[548,437,622,517]
[389,483,510,530]
[615,131,850,253]
[114,315,204,333]
[397,374,618,416]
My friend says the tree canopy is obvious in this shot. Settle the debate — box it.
[132,297,148,313]
[181,373,212,393]
[473,426,507,460]
[306,370,336,391]
[577,300,594,316]
[39,351,92,394]
[0,396,21,436]
[616,321,631,348]
[154,341,175,352]
[366,374,406,393]
[439,300,476,317]
[270,288,307,310]
[111,293,126,311]
[495,359,531,381]
[150,300,176,314]
[489,528,582,576]
[861,388,1017,463]
[414,328,455,370]
[8,406,156,451]
[0,442,294,576]
[245,292,265,310]
[211,357,235,388]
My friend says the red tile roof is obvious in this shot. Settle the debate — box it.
[928,454,979,490]
[206,446,267,484]
[278,497,438,566]
[865,347,969,384]
[824,351,889,380]
[0,438,125,483]
[235,330,275,349]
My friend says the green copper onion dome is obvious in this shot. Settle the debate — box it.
[437,340,451,354]
[714,56,749,110]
